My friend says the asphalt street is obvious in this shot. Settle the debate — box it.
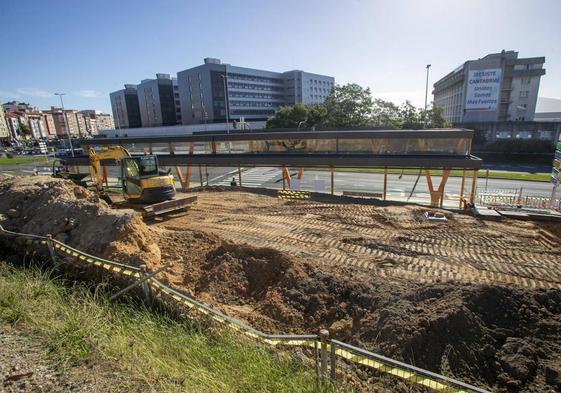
[1,162,555,208]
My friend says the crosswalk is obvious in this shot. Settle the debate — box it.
[213,168,280,187]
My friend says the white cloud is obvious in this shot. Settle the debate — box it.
[75,90,101,98]
[15,87,52,98]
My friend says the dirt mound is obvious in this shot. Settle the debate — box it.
[196,243,303,301]
[360,284,561,392]
[0,176,160,267]
[153,224,561,392]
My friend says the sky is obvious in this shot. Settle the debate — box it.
[1,0,560,113]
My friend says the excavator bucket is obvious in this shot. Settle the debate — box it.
[141,195,197,221]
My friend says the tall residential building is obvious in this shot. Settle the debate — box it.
[48,107,81,138]
[5,114,22,142]
[110,85,142,129]
[433,50,545,123]
[0,105,11,141]
[42,113,57,138]
[177,58,334,124]
[136,74,178,127]
[95,113,114,131]
[80,110,114,133]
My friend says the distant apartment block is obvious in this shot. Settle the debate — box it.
[79,110,114,133]
[110,85,142,129]
[48,107,81,138]
[42,112,57,137]
[1,101,108,142]
[136,74,179,127]
[96,113,114,131]
[0,105,10,140]
[176,58,334,124]
[433,50,545,123]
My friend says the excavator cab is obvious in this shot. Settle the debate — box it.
[120,155,176,203]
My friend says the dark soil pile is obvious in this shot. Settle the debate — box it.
[0,176,160,267]
[154,229,561,393]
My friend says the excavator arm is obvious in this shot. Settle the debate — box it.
[88,146,131,193]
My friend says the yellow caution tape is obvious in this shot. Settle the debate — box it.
[333,346,469,392]
[52,242,140,278]
[278,190,311,200]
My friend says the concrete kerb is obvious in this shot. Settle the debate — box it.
[0,224,490,393]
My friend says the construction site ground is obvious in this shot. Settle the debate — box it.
[159,189,561,290]
[1,177,561,392]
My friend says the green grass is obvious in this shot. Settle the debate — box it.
[0,155,52,166]
[320,167,551,182]
[0,262,328,392]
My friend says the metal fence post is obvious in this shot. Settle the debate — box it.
[319,329,329,380]
[314,338,320,388]
[330,340,337,381]
[46,234,59,271]
[139,264,152,305]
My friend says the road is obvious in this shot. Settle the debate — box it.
[1,162,555,208]
[208,166,555,207]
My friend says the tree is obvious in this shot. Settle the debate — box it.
[422,105,451,128]
[265,103,327,129]
[265,103,310,129]
[306,105,327,128]
[371,99,402,129]
[399,100,422,129]
[323,83,373,127]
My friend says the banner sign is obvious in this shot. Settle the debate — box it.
[465,68,502,111]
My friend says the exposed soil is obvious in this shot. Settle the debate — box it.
[2,178,561,392]
[0,323,138,392]
[0,176,160,268]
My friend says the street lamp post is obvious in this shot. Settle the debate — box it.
[221,73,230,134]
[423,64,431,128]
[54,92,74,157]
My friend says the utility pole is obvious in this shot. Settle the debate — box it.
[423,64,431,128]
[54,92,74,157]
[221,72,230,134]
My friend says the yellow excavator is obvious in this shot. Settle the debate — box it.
[88,146,196,219]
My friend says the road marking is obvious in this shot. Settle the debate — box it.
[214,168,280,187]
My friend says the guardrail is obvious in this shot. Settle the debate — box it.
[0,224,490,393]
[478,193,560,211]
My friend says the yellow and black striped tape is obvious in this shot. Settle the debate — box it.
[278,190,311,200]
[149,279,315,348]
[52,242,141,278]
[332,345,468,392]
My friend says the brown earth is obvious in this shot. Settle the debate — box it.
[0,176,160,268]
[0,323,139,392]
[1,178,561,392]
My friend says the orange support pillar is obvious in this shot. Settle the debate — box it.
[330,166,334,195]
[459,169,466,208]
[470,170,478,204]
[282,166,291,189]
[175,165,192,190]
[383,167,388,201]
[425,169,450,207]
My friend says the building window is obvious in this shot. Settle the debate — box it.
[519,91,529,98]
